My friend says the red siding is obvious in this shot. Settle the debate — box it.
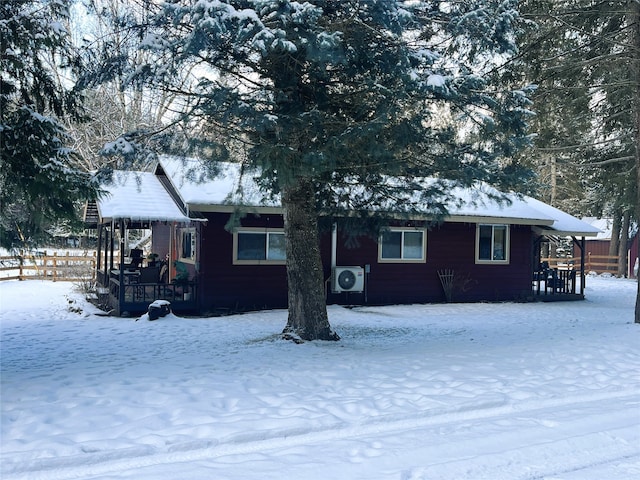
[574,235,639,277]
[581,240,610,257]
[197,214,536,312]
[198,213,288,312]
[324,223,533,304]
[151,224,172,260]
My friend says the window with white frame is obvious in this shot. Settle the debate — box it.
[476,224,509,263]
[379,228,426,262]
[180,228,196,263]
[233,229,286,264]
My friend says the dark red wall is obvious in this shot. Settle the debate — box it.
[573,235,639,277]
[198,213,288,313]
[579,240,610,257]
[323,222,534,304]
[197,213,535,312]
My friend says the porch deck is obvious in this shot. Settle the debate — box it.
[532,266,585,302]
[97,270,198,316]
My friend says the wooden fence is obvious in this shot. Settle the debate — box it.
[0,251,96,282]
[0,251,623,282]
[542,254,620,274]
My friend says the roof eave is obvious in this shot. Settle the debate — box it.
[445,214,555,226]
[533,226,600,237]
[187,203,283,215]
[98,215,192,224]
[187,206,559,227]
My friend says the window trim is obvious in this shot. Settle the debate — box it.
[475,224,510,264]
[378,228,427,263]
[179,227,197,264]
[233,228,286,265]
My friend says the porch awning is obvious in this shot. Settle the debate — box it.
[525,197,601,237]
[97,171,191,224]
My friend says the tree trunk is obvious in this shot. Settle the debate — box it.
[618,209,631,277]
[636,236,640,324]
[608,210,621,259]
[631,0,640,323]
[281,178,339,341]
[549,154,557,206]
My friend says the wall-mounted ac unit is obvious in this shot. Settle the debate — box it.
[332,266,365,293]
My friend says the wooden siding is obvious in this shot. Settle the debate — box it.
[324,222,533,304]
[573,235,639,277]
[151,223,172,261]
[197,214,536,312]
[579,240,610,257]
[198,213,288,313]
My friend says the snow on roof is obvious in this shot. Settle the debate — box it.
[440,187,599,235]
[580,217,614,240]
[97,171,191,223]
[156,156,599,236]
[580,217,638,241]
[443,184,551,225]
[158,156,279,209]
[523,198,602,237]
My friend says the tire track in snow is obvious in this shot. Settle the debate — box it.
[3,388,638,480]
[400,427,640,480]
[526,452,640,480]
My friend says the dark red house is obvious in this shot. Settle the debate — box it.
[88,157,600,315]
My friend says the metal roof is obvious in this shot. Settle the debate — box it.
[96,171,191,224]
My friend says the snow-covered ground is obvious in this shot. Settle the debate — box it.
[1,277,639,480]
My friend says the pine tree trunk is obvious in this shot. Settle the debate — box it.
[281,178,339,341]
[549,154,557,206]
[632,0,640,323]
[608,210,621,259]
[617,210,630,277]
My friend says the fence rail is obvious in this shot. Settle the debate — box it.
[1,251,623,283]
[542,254,620,274]
[0,251,96,282]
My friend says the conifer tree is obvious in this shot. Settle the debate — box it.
[0,0,97,249]
[110,0,534,340]
[517,0,639,320]
[631,0,640,323]
[68,0,193,173]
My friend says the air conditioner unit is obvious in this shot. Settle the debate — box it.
[332,266,365,293]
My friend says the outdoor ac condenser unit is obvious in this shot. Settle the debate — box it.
[332,266,365,293]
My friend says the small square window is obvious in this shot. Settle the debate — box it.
[379,229,426,262]
[234,229,286,264]
[476,224,509,263]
